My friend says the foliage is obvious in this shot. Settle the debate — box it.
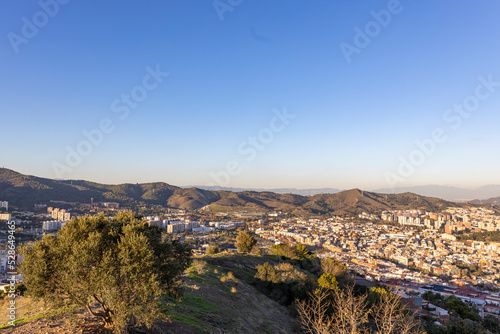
[422,291,481,322]
[295,256,322,278]
[15,283,27,296]
[270,243,312,261]
[444,296,481,322]
[421,291,499,333]
[254,261,314,305]
[317,274,339,291]
[20,212,192,333]
[220,271,239,286]
[190,260,207,275]
[321,258,347,276]
[206,243,220,255]
[367,286,389,307]
[235,230,257,253]
[296,243,312,258]
[483,315,500,333]
[445,318,488,334]
[320,258,350,285]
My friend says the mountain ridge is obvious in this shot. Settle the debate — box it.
[0,168,464,215]
[194,184,500,201]
[373,184,500,201]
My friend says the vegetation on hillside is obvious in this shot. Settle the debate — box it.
[235,230,257,253]
[20,212,191,333]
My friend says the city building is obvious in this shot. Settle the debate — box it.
[0,213,11,221]
[42,220,66,232]
[102,202,120,209]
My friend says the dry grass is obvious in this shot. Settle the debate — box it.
[0,296,49,327]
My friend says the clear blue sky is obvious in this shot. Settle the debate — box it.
[1,0,500,190]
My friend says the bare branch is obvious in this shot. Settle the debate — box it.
[373,292,424,334]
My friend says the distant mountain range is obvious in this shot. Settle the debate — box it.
[0,168,463,215]
[373,185,500,202]
[470,196,500,205]
[190,186,342,196]
[194,185,500,202]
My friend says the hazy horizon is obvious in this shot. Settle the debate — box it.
[2,1,500,190]
[4,167,500,199]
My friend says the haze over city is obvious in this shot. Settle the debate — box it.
[2,1,500,190]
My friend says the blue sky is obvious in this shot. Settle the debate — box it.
[1,0,500,190]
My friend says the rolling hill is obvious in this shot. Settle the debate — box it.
[470,196,500,205]
[0,168,458,215]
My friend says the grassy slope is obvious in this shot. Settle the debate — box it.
[0,253,300,333]
[170,253,301,334]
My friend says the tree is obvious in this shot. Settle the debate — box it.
[20,212,191,333]
[328,285,371,334]
[321,258,348,277]
[423,291,482,323]
[483,314,500,333]
[367,286,389,307]
[235,230,256,253]
[297,285,423,334]
[318,274,339,291]
[373,291,423,334]
[254,262,315,306]
[444,296,481,322]
[296,243,312,259]
[297,285,370,334]
[320,258,351,285]
[206,243,220,255]
[255,262,278,283]
[296,289,335,334]
[271,243,308,260]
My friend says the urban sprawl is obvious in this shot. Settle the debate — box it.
[1,199,500,323]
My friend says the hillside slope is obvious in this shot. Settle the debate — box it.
[171,254,301,333]
[0,168,182,208]
[0,254,300,334]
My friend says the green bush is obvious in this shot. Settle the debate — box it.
[235,231,256,253]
